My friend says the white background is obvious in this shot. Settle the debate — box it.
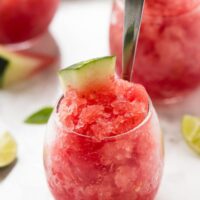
[0,0,200,199]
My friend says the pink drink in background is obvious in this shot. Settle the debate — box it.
[44,78,163,200]
[0,0,60,87]
[0,0,59,44]
[110,0,200,102]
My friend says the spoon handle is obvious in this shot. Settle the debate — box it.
[122,0,145,81]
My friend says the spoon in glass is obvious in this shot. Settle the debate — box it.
[122,0,145,81]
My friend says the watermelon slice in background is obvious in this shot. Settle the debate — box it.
[0,45,56,88]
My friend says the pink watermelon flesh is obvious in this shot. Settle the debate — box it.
[58,78,149,139]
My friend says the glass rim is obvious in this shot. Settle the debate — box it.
[54,96,152,140]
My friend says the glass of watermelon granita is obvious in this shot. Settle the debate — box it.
[44,57,164,200]
[110,0,200,102]
[0,0,59,44]
[0,0,60,88]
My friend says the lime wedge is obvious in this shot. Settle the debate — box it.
[182,115,200,154]
[0,132,17,167]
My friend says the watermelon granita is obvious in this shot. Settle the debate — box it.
[0,0,59,44]
[44,56,164,200]
[110,0,200,102]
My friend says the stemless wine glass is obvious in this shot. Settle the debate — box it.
[0,0,59,44]
[44,97,164,200]
[110,0,200,103]
[0,0,60,88]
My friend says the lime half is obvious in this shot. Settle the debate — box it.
[0,132,17,167]
[182,115,200,154]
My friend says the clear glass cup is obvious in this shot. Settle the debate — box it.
[44,97,164,200]
[0,0,59,44]
[110,0,200,103]
[0,0,59,88]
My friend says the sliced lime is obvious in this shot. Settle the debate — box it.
[182,115,200,154]
[0,132,17,167]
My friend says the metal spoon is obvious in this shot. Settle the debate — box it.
[122,0,145,81]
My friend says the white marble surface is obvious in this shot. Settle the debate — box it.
[0,0,200,199]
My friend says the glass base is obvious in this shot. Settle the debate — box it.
[153,86,200,106]
[153,95,184,105]
[155,85,200,121]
